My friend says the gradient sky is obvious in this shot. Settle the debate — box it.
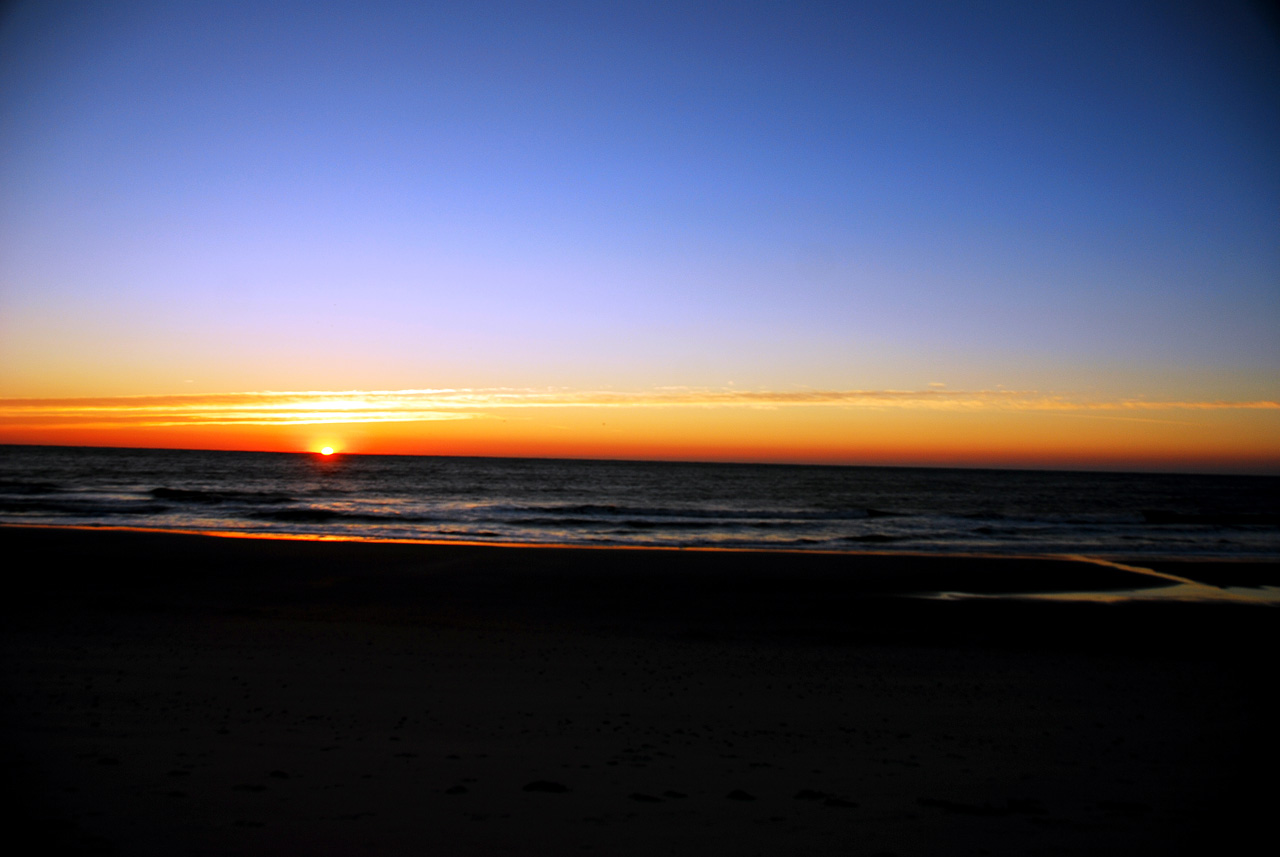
[1,1,1277,470]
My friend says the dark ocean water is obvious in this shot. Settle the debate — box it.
[0,444,1276,559]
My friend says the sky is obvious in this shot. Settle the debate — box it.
[1,0,1277,471]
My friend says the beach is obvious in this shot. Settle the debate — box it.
[2,526,1275,855]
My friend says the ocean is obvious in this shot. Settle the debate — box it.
[1,444,1276,560]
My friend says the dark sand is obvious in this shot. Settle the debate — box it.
[1,526,1275,855]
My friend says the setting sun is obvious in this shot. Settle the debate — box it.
[321,447,334,456]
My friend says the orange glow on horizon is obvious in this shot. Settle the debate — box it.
[0,387,1276,474]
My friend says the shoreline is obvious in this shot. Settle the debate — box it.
[3,523,1276,660]
[4,522,1278,604]
[7,520,1279,563]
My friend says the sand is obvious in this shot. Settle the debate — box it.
[1,526,1275,855]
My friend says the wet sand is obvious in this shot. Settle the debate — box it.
[1,526,1275,855]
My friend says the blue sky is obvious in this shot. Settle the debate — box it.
[1,0,1277,405]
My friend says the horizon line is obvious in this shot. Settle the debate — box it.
[2,439,1275,478]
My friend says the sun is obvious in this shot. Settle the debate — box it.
[320,447,334,456]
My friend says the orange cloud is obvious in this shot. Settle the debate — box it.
[1,387,1275,429]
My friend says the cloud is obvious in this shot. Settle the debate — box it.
[0,390,479,427]
[0,387,1275,428]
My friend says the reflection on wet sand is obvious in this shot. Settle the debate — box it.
[936,557,1280,604]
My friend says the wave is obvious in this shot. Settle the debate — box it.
[506,516,610,528]
[621,519,719,530]
[151,487,295,505]
[0,479,63,495]
[487,502,906,522]
[247,507,438,524]
[1142,510,1280,527]
[0,497,170,516]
